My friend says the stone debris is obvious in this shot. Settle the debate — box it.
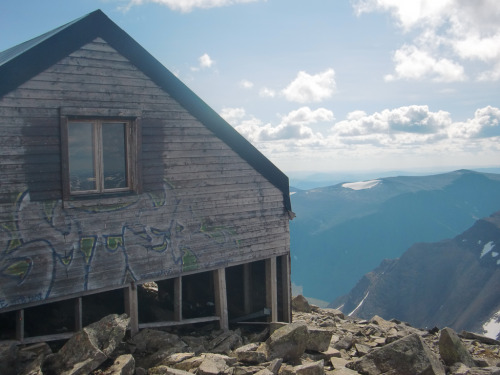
[6,295,500,375]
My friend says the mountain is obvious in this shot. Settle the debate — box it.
[290,169,500,302]
[332,210,500,339]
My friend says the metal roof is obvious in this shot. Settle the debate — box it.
[0,10,291,211]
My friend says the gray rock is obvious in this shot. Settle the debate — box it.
[460,331,500,346]
[292,295,312,313]
[18,343,52,375]
[258,321,308,362]
[333,334,355,351]
[42,313,129,375]
[267,358,283,374]
[101,354,135,375]
[235,343,267,364]
[294,360,324,375]
[306,328,332,353]
[131,329,186,354]
[347,333,445,375]
[0,344,18,375]
[148,366,193,375]
[439,327,476,367]
[198,355,228,375]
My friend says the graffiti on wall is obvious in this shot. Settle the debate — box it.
[0,182,239,309]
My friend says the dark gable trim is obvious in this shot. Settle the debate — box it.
[0,10,291,211]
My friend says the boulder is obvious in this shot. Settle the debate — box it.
[347,333,445,375]
[131,329,186,354]
[209,330,243,354]
[460,331,500,346]
[294,360,324,375]
[101,354,135,375]
[439,327,476,367]
[198,354,229,375]
[292,295,312,313]
[234,343,267,364]
[0,343,19,375]
[306,328,332,353]
[148,366,193,375]
[258,321,308,362]
[42,313,129,375]
[333,334,355,351]
[18,343,52,375]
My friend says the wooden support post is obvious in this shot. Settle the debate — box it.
[125,283,139,336]
[16,309,24,342]
[266,257,278,322]
[243,263,252,315]
[74,297,83,331]
[174,276,182,321]
[214,268,229,331]
[280,254,292,323]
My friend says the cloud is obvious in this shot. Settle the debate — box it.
[354,0,500,81]
[259,87,276,98]
[199,53,214,68]
[385,44,466,82]
[239,79,254,89]
[282,69,336,103]
[221,106,332,142]
[448,106,500,138]
[121,0,264,13]
[221,105,500,173]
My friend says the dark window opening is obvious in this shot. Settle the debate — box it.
[182,272,215,319]
[23,299,76,338]
[82,289,124,327]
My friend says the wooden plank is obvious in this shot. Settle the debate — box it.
[266,257,278,322]
[74,297,83,331]
[16,309,24,342]
[138,316,219,329]
[243,263,252,315]
[174,277,182,321]
[124,284,139,335]
[280,254,292,323]
[213,268,228,331]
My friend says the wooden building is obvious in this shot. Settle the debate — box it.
[0,10,293,343]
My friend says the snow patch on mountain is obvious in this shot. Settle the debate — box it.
[348,292,370,317]
[483,309,500,340]
[342,180,380,190]
[480,241,496,258]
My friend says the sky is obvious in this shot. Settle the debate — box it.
[1,0,500,180]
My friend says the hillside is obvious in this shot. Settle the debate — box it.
[331,210,500,339]
[290,169,500,302]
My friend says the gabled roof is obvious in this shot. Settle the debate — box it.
[0,10,291,211]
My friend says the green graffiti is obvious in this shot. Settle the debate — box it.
[80,237,96,264]
[147,191,167,207]
[181,248,198,272]
[200,218,237,244]
[3,258,32,281]
[42,200,58,224]
[106,236,124,252]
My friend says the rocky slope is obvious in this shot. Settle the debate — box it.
[290,169,500,302]
[332,210,500,338]
[5,296,500,375]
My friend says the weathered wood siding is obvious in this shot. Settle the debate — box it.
[0,38,290,311]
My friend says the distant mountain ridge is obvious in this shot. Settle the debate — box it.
[290,169,500,302]
[332,210,500,339]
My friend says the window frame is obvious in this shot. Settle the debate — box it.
[61,114,141,200]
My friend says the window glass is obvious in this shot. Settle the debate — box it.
[68,122,96,192]
[102,123,127,189]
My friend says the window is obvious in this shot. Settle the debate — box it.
[61,117,140,199]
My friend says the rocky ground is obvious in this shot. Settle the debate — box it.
[3,295,500,375]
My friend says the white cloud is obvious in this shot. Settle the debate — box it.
[282,69,336,103]
[259,87,276,98]
[448,106,500,138]
[385,45,466,82]
[354,0,500,81]
[239,79,254,89]
[122,0,264,13]
[199,53,214,68]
